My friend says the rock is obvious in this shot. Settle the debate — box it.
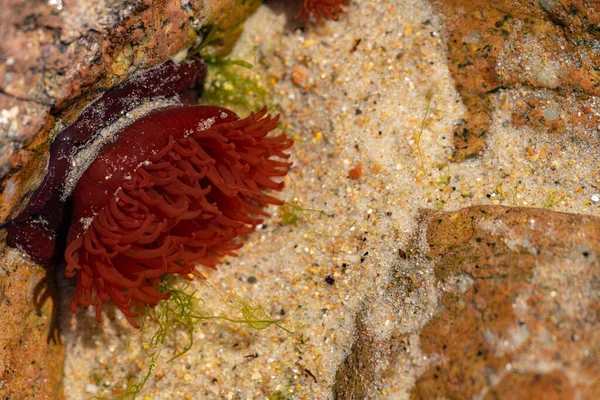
[0,245,65,399]
[410,206,600,399]
[435,0,600,161]
[333,206,600,399]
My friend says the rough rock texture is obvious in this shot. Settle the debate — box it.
[0,0,260,223]
[0,245,65,399]
[410,206,600,399]
[437,0,600,161]
[332,206,600,399]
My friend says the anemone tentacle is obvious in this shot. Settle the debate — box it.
[65,107,293,327]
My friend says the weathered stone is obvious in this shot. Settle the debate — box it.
[0,244,65,399]
[486,370,575,400]
[332,315,410,399]
[435,0,600,161]
[332,206,600,399]
[410,206,600,399]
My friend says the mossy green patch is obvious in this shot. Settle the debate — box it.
[201,57,269,115]
[279,199,326,226]
[200,0,262,58]
[184,24,268,115]
[268,389,294,400]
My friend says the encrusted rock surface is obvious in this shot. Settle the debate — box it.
[437,0,600,161]
[410,206,600,399]
[0,247,65,399]
[332,206,600,399]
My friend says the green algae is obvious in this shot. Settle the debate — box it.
[201,57,269,115]
[103,278,290,400]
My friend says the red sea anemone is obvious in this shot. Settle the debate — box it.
[296,0,349,22]
[4,57,293,327]
[64,105,292,327]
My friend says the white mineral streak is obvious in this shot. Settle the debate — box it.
[61,97,180,200]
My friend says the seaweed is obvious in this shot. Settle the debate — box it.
[102,278,290,399]
[201,56,269,114]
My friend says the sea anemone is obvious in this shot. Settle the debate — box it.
[4,56,293,327]
[296,0,349,22]
[64,105,292,327]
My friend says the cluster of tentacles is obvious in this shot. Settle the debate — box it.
[297,0,349,22]
[3,55,294,327]
[64,107,292,327]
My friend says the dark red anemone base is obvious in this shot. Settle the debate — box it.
[297,0,349,22]
[64,105,292,327]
